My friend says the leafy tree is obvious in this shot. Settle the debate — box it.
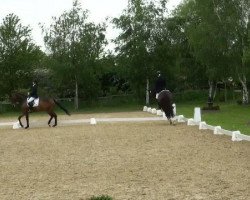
[152,12,207,92]
[225,0,250,104]
[113,0,167,103]
[177,0,250,104]
[41,0,107,109]
[0,14,41,97]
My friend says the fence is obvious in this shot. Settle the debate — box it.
[143,106,250,142]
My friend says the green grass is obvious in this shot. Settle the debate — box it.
[176,102,250,135]
[88,195,113,200]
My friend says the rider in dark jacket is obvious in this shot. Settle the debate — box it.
[155,71,166,99]
[27,80,38,108]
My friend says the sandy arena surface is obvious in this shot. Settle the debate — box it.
[0,112,249,200]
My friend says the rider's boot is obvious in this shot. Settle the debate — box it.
[28,102,33,112]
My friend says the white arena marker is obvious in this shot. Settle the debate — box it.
[187,118,195,126]
[232,131,243,142]
[90,118,97,125]
[199,121,207,130]
[214,126,222,135]
[147,107,152,113]
[157,110,163,116]
[13,121,21,129]
[194,107,201,122]
[163,112,167,119]
[151,108,157,114]
[177,115,186,123]
[143,106,147,112]
[172,103,176,116]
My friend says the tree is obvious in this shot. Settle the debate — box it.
[177,0,250,104]
[152,11,207,92]
[226,0,250,104]
[113,0,167,104]
[0,14,41,96]
[41,0,107,109]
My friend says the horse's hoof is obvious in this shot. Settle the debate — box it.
[52,125,57,127]
[24,126,29,129]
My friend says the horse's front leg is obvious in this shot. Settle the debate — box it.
[48,114,53,127]
[24,112,29,129]
[53,112,57,127]
[18,114,25,128]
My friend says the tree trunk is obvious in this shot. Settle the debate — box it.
[224,82,227,102]
[146,79,149,105]
[239,75,248,104]
[213,82,217,100]
[208,80,213,101]
[74,77,79,110]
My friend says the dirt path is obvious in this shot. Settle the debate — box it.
[0,112,249,200]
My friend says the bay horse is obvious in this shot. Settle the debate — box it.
[152,89,175,125]
[10,92,70,129]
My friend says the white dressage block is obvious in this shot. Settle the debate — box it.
[157,110,163,116]
[177,115,187,123]
[151,108,157,114]
[13,121,21,129]
[187,118,199,126]
[90,118,97,125]
[214,126,223,135]
[172,103,176,116]
[232,131,243,142]
[162,112,167,119]
[147,107,152,113]
[194,107,201,122]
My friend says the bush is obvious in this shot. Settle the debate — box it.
[88,195,113,200]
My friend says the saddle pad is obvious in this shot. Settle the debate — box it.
[33,98,39,107]
[27,98,39,107]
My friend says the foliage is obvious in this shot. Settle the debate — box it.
[88,195,113,200]
[0,1,249,106]
[113,0,167,98]
[176,0,250,103]
[41,0,107,108]
[0,14,42,96]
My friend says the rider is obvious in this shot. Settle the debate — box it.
[154,71,167,99]
[27,80,38,108]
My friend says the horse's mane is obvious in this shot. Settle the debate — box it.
[11,91,27,103]
[14,92,27,98]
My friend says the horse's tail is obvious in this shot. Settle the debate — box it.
[53,99,71,116]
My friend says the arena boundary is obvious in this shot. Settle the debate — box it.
[144,106,250,142]
[1,107,250,142]
[0,117,167,129]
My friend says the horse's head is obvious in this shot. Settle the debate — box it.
[9,92,27,106]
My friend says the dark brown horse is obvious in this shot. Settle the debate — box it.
[157,90,175,124]
[151,89,175,125]
[10,92,70,129]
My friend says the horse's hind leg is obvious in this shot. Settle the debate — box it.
[51,112,57,127]
[169,118,173,125]
[18,114,24,128]
[47,113,53,127]
[24,113,29,129]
